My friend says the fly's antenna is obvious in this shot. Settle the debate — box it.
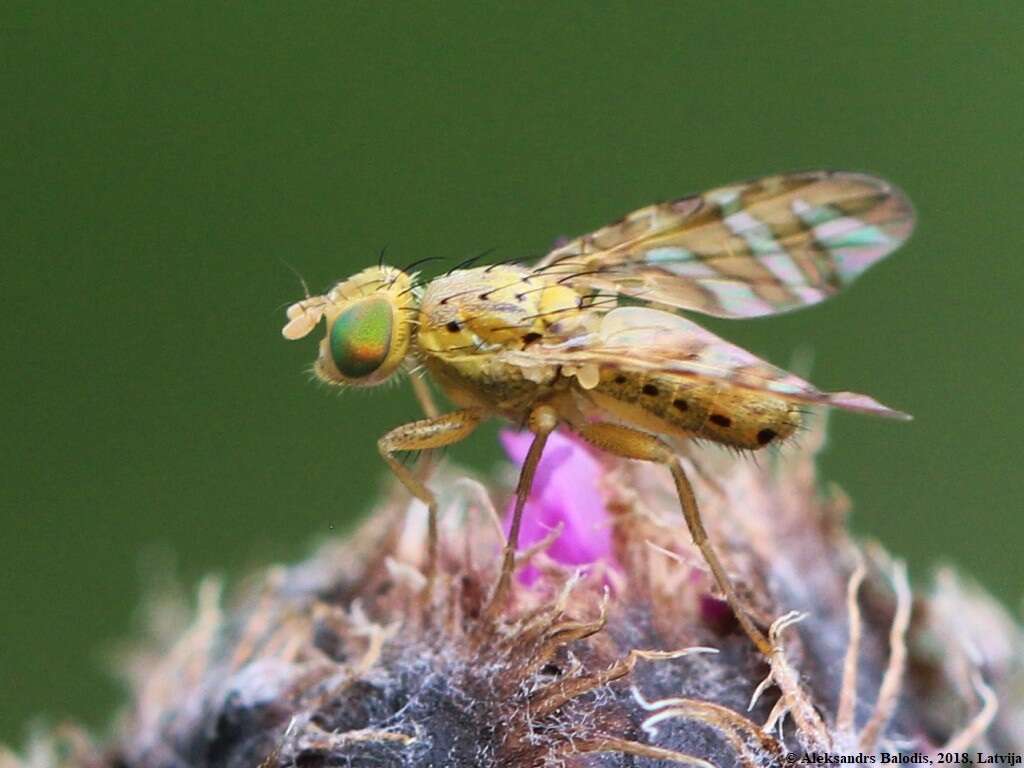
[280,259,312,299]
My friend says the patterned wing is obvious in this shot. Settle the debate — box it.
[533,171,914,319]
[502,307,910,419]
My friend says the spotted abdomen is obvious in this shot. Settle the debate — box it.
[585,368,800,450]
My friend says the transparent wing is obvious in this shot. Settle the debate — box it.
[502,307,909,419]
[534,171,914,319]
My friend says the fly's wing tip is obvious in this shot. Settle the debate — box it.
[833,169,917,244]
[828,391,912,421]
[886,409,914,422]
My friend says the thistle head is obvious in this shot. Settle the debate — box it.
[6,422,1022,768]
[281,265,418,387]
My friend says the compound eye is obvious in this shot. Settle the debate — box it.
[329,297,393,379]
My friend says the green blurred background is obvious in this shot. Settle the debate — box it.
[2,2,1022,743]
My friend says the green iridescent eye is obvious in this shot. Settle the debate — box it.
[329,297,393,379]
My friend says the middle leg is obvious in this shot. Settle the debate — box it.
[483,403,559,621]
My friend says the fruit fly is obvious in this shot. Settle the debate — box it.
[282,171,914,655]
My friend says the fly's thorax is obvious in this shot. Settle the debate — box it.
[413,265,594,415]
[417,265,597,358]
[588,368,800,450]
[420,352,555,417]
[281,265,418,387]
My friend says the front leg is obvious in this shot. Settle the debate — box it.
[378,409,482,587]
[407,374,443,483]
[571,421,773,657]
[409,373,440,419]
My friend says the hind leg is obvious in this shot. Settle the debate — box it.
[571,421,773,656]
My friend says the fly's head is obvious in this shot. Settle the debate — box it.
[282,265,418,387]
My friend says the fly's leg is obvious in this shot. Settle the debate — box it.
[483,404,558,621]
[378,409,482,589]
[407,374,442,483]
[571,421,773,656]
[409,374,440,419]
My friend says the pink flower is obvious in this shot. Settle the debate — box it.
[500,429,612,584]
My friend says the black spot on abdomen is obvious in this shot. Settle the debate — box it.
[709,414,732,427]
[757,428,777,445]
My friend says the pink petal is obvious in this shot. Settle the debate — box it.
[500,429,613,584]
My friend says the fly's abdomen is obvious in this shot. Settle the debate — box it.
[588,369,800,450]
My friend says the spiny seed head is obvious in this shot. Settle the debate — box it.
[4,421,1015,768]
